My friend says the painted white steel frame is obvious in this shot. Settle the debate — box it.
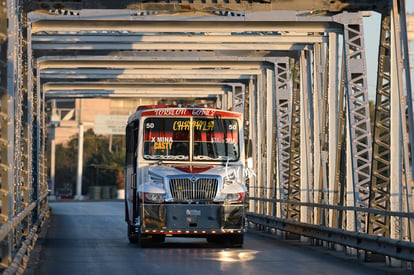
[22,7,414,267]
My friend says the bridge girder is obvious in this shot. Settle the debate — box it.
[2,1,414,272]
[24,0,390,13]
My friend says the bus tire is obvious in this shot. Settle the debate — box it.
[138,233,155,247]
[151,234,165,244]
[127,225,139,244]
[206,235,221,243]
[229,234,244,247]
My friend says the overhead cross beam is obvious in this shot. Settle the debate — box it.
[24,0,390,13]
[43,82,233,99]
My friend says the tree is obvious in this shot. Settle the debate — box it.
[53,128,125,196]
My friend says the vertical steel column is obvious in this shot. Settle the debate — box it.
[31,57,41,221]
[274,57,291,219]
[313,43,329,226]
[368,12,391,238]
[38,84,46,213]
[0,0,13,268]
[389,6,403,266]
[49,100,58,197]
[313,43,323,225]
[287,57,301,222]
[328,32,340,228]
[393,0,414,242]
[340,12,373,233]
[76,123,84,199]
[231,84,245,114]
[26,4,35,230]
[398,0,414,187]
[12,0,25,248]
[345,94,358,256]
[21,0,31,240]
[248,77,256,213]
[332,51,347,230]
[300,49,313,226]
[225,87,232,110]
[50,126,55,197]
[266,68,275,216]
[257,72,265,214]
[75,99,84,200]
[252,74,261,214]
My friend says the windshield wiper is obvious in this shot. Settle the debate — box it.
[194,155,216,161]
[194,155,233,161]
[145,155,189,160]
[144,155,161,160]
[160,155,189,160]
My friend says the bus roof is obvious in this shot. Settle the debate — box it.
[133,105,242,120]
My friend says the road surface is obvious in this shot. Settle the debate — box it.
[26,201,410,275]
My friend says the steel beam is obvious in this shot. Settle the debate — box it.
[368,12,391,238]
[32,42,309,51]
[287,58,301,222]
[28,10,340,28]
[30,20,340,34]
[300,49,313,227]
[313,42,328,226]
[389,5,404,266]
[266,68,275,216]
[23,0,390,14]
[394,0,414,243]
[340,12,373,234]
[0,0,13,268]
[31,34,327,44]
[37,60,271,70]
[390,0,411,250]
[332,55,347,230]
[38,68,263,79]
[44,89,226,99]
[274,57,291,219]
[328,32,340,229]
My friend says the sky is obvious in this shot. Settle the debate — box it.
[364,1,414,99]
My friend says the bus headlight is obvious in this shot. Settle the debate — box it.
[224,192,245,202]
[140,192,165,203]
[138,183,166,203]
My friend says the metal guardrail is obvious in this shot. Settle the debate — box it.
[0,193,49,275]
[247,196,414,262]
[248,197,414,219]
[247,212,414,262]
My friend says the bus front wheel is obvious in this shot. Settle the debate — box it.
[127,224,139,244]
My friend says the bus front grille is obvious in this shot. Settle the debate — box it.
[169,178,218,201]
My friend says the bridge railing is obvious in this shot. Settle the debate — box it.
[0,195,49,275]
[247,197,414,262]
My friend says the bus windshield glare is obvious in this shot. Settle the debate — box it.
[143,117,239,161]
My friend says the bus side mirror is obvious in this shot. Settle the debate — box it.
[131,173,137,189]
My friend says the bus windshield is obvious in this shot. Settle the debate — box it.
[143,117,239,161]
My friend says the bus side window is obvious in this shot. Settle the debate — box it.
[133,122,139,164]
[126,122,139,167]
[126,124,135,167]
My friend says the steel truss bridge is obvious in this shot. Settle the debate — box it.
[1,0,414,273]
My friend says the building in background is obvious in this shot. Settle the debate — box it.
[49,97,218,144]
[49,98,156,144]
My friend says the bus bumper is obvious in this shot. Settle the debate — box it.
[140,204,245,235]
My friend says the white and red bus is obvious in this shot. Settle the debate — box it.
[125,105,247,247]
